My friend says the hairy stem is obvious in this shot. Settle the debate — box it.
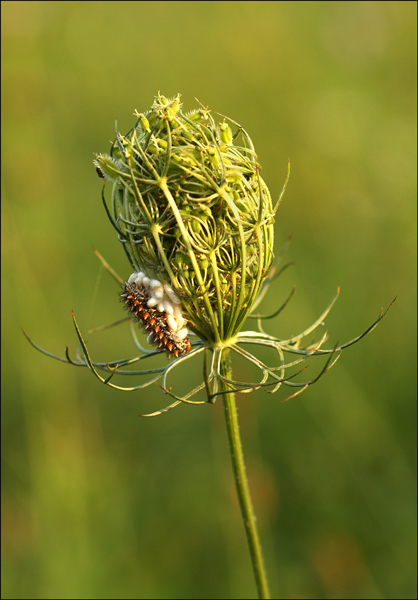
[220,348,270,599]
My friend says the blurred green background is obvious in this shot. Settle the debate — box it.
[2,1,416,598]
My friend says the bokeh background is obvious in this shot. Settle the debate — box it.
[2,2,416,598]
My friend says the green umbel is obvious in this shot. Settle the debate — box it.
[94,93,275,345]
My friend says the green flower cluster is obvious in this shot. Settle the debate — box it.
[27,92,393,414]
[94,93,276,345]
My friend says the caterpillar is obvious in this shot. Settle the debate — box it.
[121,272,191,358]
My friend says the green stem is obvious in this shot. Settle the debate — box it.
[220,348,270,599]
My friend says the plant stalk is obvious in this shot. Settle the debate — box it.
[220,348,270,599]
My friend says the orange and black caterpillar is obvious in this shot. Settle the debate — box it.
[121,281,191,358]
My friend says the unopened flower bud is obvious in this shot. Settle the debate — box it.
[95,93,276,344]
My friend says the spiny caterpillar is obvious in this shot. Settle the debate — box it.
[121,272,191,358]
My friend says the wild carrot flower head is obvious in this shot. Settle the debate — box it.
[94,93,276,345]
[26,93,393,416]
